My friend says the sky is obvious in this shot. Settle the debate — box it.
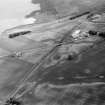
[0,0,40,33]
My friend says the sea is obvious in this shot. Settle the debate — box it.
[0,0,40,34]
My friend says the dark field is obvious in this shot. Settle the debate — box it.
[15,38,105,105]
